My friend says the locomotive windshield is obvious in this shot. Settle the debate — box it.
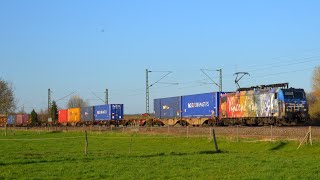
[284,92,294,99]
[283,90,305,99]
[293,91,304,99]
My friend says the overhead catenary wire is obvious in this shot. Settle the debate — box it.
[247,57,320,73]
[55,91,77,102]
[252,67,316,79]
[220,57,320,80]
[89,89,105,104]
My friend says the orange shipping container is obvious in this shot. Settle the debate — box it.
[68,108,81,123]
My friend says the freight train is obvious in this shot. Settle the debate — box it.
[2,114,30,126]
[58,104,124,126]
[1,104,124,127]
[1,83,309,127]
[154,83,309,126]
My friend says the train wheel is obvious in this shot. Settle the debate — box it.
[275,120,282,127]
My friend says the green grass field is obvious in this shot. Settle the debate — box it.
[0,130,319,179]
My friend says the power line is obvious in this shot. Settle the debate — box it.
[248,57,320,73]
[89,89,105,104]
[55,91,77,102]
[252,67,316,79]
[221,57,319,80]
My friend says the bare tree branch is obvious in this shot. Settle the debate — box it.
[67,95,88,108]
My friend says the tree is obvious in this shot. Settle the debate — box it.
[50,101,58,122]
[67,95,88,108]
[30,109,39,125]
[309,67,320,120]
[38,109,49,124]
[0,78,16,114]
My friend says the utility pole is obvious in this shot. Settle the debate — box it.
[105,89,109,104]
[218,69,222,92]
[201,69,222,92]
[48,89,52,118]
[146,69,150,114]
[145,69,175,114]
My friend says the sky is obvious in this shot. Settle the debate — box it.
[1,0,320,114]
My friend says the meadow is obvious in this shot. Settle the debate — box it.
[0,129,319,179]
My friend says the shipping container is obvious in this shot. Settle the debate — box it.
[7,115,16,125]
[181,92,220,118]
[110,104,124,120]
[154,96,181,119]
[94,104,124,121]
[0,116,7,125]
[16,114,29,125]
[68,108,81,123]
[81,106,94,122]
[94,105,110,121]
[154,99,161,118]
[58,109,68,123]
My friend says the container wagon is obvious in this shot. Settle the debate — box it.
[94,104,124,126]
[154,92,225,126]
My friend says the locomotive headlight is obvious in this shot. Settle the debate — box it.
[304,109,307,112]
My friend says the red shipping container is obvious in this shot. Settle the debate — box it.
[58,109,68,123]
[16,114,29,125]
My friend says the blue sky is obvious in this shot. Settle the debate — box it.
[1,0,320,114]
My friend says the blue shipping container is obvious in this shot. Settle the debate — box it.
[81,106,94,121]
[181,92,220,118]
[110,104,124,120]
[94,105,110,120]
[154,99,161,118]
[94,104,124,121]
[7,115,17,125]
[154,96,181,119]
